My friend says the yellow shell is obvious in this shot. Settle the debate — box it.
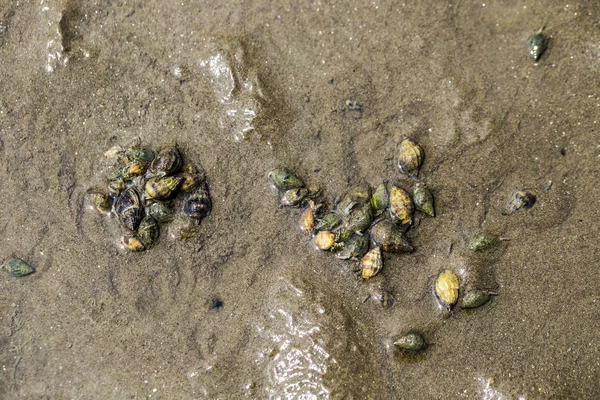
[435,270,460,309]
[299,208,315,235]
[127,159,149,176]
[181,163,206,192]
[389,185,414,226]
[121,234,145,252]
[361,247,382,279]
[144,176,183,200]
[397,138,423,176]
[314,231,335,251]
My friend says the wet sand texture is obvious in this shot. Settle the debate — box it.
[1,1,599,398]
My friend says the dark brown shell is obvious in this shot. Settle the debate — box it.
[502,190,536,215]
[183,182,212,220]
[370,219,414,253]
[150,146,183,176]
[114,187,144,231]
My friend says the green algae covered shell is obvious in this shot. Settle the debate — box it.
[460,289,493,309]
[468,233,500,251]
[334,202,372,243]
[314,212,342,232]
[394,331,425,353]
[6,258,35,277]
[337,188,370,216]
[148,201,174,223]
[268,168,305,190]
[138,215,160,249]
[336,234,369,260]
[528,31,548,61]
[413,183,434,217]
[125,146,155,163]
[370,183,389,216]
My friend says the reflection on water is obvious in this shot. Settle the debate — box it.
[479,377,526,400]
[258,277,332,399]
[40,0,67,72]
[268,308,331,399]
[255,276,382,399]
[199,42,265,142]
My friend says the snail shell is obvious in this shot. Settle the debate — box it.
[528,31,548,61]
[268,168,304,190]
[314,231,335,251]
[336,234,369,260]
[180,163,206,192]
[389,185,414,226]
[338,202,372,239]
[115,187,144,231]
[88,189,113,214]
[370,219,414,253]
[125,146,155,163]
[394,331,425,353]
[397,138,423,177]
[361,247,382,280]
[281,188,308,207]
[337,188,370,216]
[502,190,536,215]
[150,146,183,176]
[460,289,493,309]
[468,233,499,251]
[183,181,212,220]
[6,258,35,277]
[107,178,126,195]
[137,215,160,249]
[370,183,389,216]
[145,176,184,201]
[299,208,315,235]
[435,269,460,310]
[314,212,342,232]
[413,183,435,217]
[121,234,145,252]
[148,201,174,223]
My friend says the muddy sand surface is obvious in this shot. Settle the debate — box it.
[1,1,599,398]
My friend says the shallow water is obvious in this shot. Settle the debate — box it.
[1,1,600,398]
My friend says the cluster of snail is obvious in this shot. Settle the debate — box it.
[270,139,429,275]
[269,138,433,284]
[88,143,211,251]
[270,138,539,356]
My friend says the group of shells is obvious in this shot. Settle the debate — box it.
[88,143,211,252]
[270,139,430,282]
[271,138,538,356]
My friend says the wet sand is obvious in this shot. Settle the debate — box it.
[1,1,599,398]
